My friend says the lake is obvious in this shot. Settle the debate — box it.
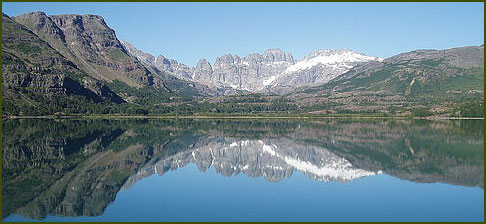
[2,118,484,222]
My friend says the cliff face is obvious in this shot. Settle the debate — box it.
[2,13,124,106]
[4,12,227,116]
[120,39,383,94]
[14,12,153,87]
[13,12,230,97]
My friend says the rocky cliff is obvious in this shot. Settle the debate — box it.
[14,12,154,87]
[120,40,381,93]
[3,12,228,116]
[2,13,124,108]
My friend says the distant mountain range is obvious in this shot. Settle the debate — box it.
[121,40,382,93]
[2,11,484,117]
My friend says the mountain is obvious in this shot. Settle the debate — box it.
[2,13,125,115]
[120,40,295,92]
[154,54,193,80]
[206,49,295,91]
[288,45,484,115]
[3,12,228,116]
[3,11,483,117]
[120,39,239,96]
[11,12,224,97]
[269,49,382,93]
[119,40,380,93]
[14,12,153,87]
[118,40,155,66]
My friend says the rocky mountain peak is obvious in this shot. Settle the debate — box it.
[196,58,211,67]
[193,58,213,81]
[83,14,106,22]
[214,54,237,66]
[19,11,47,18]
[118,39,386,93]
[14,12,66,43]
[117,40,384,93]
[263,48,294,63]
[154,54,193,80]
[243,53,263,64]
[155,54,171,65]
[49,13,123,50]
[119,40,155,66]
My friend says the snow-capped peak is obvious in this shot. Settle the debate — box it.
[284,49,381,74]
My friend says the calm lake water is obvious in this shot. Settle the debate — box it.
[2,118,484,222]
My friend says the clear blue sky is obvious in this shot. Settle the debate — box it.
[2,2,484,67]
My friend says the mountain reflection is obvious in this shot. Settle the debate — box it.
[2,119,484,220]
[122,137,378,190]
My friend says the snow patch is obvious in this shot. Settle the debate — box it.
[284,50,380,73]
[262,75,277,86]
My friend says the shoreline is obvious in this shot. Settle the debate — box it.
[2,115,484,120]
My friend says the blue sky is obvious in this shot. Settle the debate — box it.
[2,2,484,67]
